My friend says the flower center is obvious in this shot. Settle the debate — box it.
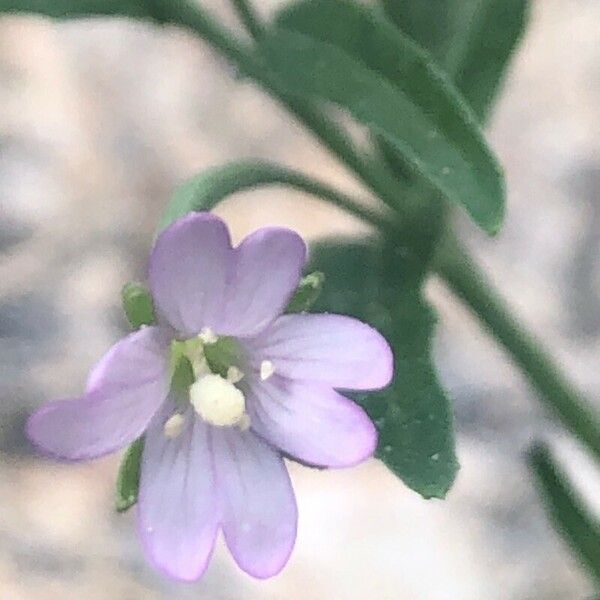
[169,333,250,430]
[189,373,246,427]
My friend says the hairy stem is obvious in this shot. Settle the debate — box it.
[435,237,600,461]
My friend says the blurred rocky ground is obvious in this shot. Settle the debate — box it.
[0,0,598,598]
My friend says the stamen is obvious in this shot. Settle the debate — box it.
[227,365,244,384]
[164,413,186,439]
[238,413,251,431]
[260,360,275,381]
[199,327,218,345]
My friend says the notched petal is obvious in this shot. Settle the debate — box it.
[246,314,394,391]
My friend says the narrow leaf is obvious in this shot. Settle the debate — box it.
[529,443,600,584]
[264,2,505,233]
[450,0,529,119]
[310,239,458,498]
[380,0,530,120]
[115,437,144,513]
[378,0,457,66]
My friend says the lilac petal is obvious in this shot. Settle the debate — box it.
[26,327,171,461]
[138,403,219,582]
[246,375,377,468]
[245,314,394,390]
[221,227,306,337]
[85,326,172,393]
[148,213,233,336]
[212,428,297,579]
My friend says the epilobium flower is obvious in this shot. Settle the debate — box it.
[27,213,393,581]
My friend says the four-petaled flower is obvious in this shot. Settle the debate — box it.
[27,213,393,581]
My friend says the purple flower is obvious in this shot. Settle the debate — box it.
[26,213,393,581]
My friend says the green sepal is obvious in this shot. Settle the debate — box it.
[204,337,242,379]
[170,354,195,394]
[285,271,325,314]
[116,281,156,512]
[121,281,156,330]
[115,436,145,513]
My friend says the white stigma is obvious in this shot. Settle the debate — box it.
[164,413,186,439]
[198,327,218,345]
[227,365,244,384]
[189,373,246,427]
[260,360,275,381]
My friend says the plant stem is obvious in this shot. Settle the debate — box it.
[162,0,405,215]
[214,161,395,233]
[528,443,600,584]
[435,237,600,461]
[160,160,396,234]
[229,0,263,39]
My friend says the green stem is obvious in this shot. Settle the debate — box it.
[161,0,404,214]
[435,237,600,461]
[229,0,263,39]
[214,163,395,233]
[160,160,396,234]
[529,442,600,584]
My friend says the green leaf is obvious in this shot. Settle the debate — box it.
[265,1,505,233]
[378,0,457,66]
[309,238,458,499]
[115,437,144,513]
[0,0,163,21]
[285,271,325,314]
[450,0,529,120]
[529,443,600,585]
[121,281,156,329]
[380,0,530,120]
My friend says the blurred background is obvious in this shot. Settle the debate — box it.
[0,0,599,598]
